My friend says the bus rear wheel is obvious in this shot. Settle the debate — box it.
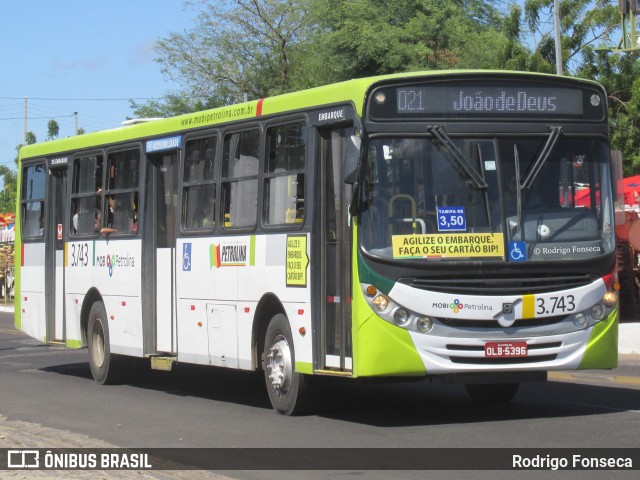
[263,314,311,415]
[465,383,519,403]
[87,301,127,385]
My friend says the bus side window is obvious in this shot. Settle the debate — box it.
[70,155,103,236]
[103,149,140,234]
[263,122,306,226]
[182,135,217,231]
[21,163,46,240]
[222,129,260,229]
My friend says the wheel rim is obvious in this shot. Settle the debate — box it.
[91,319,105,369]
[266,334,292,396]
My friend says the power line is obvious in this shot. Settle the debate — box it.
[0,114,76,121]
[0,96,161,101]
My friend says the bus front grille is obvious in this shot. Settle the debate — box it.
[448,354,557,365]
[440,316,567,328]
[445,342,561,365]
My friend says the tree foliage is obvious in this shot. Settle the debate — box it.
[135,0,512,117]
[523,0,618,73]
[152,0,312,108]
[310,0,511,77]
[578,50,640,176]
[1,132,35,214]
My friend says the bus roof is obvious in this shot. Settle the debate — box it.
[18,70,601,161]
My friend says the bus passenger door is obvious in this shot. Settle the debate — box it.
[143,150,179,355]
[45,166,66,343]
[318,128,353,372]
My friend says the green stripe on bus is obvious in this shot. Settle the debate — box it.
[250,235,256,266]
[66,339,83,349]
[295,362,313,375]
[578,308,618,370]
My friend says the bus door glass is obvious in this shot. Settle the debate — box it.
[319,127,353,371]
[46,162,67,342]
[145,148,179,354]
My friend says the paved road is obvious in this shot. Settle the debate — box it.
[1,310,639,479]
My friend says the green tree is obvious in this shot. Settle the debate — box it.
[309,0,511,79]
[520,0,618,74]
[0,167,17,213]
[151,1,312,106]
[46,119,60,141]
[578,50,640,175]
[136,0,516,117]
[1,132,37,214]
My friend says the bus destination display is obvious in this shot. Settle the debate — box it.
[391,85,586,117]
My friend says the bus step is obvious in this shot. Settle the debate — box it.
[313,369,353,377]
[150,356,175,371]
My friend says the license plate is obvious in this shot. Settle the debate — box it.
[484,341,528,358]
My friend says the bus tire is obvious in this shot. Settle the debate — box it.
[87,301,127,385]
[262,313,311,415]
[464,383,519,403]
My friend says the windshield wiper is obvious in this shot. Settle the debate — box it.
[521,126,563,190]
[514,144,523,236]
[476,144,493,229]
[428,125,488,190]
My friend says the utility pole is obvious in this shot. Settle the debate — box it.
[74,112,78,135]
[598,1,640,52]
[554,0,563,75]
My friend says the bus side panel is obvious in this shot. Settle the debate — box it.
[65,240,98,347]
[175,298,211,365]
[176,237,237,366]
[92,239,143,357]
[243,235,312,370]
[19,243,47,343]
[175,234,313,371]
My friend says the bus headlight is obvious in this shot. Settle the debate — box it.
[573,312,588,329]
[602,291,617,308]
[372,294,389,312]
[416,316,434,333]
[393,308,410,326]
[590,304,606,321]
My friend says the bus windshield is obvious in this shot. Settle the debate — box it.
[359,135,616,263]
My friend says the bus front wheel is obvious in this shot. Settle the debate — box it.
[464,382,519,403]
[262,313,311,415]
[87,301,127,385]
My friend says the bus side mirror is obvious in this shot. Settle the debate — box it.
[343,135,361,184]
[611,150,626,225]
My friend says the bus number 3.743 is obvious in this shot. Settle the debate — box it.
[536,295,575,315]
[70,242,89,267]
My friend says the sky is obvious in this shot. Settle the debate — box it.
[0,0,198,176]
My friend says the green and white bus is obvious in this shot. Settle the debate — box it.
[15,71,620,414]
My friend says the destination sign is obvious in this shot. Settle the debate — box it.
[368,79,605,121]
[396,86,583,115]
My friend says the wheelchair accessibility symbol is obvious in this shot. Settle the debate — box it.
[508,241,526,262]
[183,243,192,271]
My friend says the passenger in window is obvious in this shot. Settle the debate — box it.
[201,194,215,228]
[100,195,117,235]
[131,203,138,232]
[106,195,115,227]
[94,209,102,232]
